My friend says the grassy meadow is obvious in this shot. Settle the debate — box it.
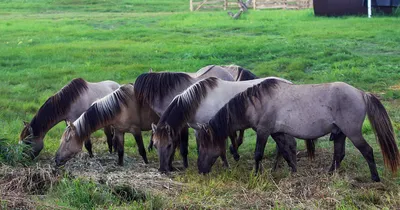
[1,0,400,208]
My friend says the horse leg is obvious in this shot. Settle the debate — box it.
[347,133,380,182]
[272,145,282,171]
[229,131,240,161]
[169,143,178,171]
[84,138,94,158]
[254,131,270,174]
[221,149,230,168]
[237,129,245,148]
[114,131,125,166]
[305,139,316,160]
[271,133,297,172]
[179,126,189,168]
[328,131,346,172]
[133,132,149,164]
[147,132,154,152]
[104,126,114,154]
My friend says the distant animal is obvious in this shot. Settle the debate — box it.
[20,78,120,159]
[196,79,399,182]
[55,84,159,166]
[151,76,299,172]
[135,65,258,171]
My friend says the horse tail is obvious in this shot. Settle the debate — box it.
[365,93,400,174]
[305,139,315,160]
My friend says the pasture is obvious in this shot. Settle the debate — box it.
[1,0,400,208]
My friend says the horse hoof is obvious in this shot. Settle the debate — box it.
[233,154,240,161]
[89,154,94,158]
[183,160,189,168]
[372,176,381,182]
[229,145,237,155]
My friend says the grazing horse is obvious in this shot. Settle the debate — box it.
[134,65,252,171]
[196,79,399,181]
[20,78,120,158]
[55,84,159,166]
[151,77,298,172]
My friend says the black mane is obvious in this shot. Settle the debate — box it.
[133,72,192,105]
[75,84,133,141]
[221,65,258,81]
[201,78,280,148]
[236,67,259,81]
[157,77,219,134]
[29,78,88,136]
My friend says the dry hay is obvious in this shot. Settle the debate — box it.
[0,163,58,209]
[231,147,394,209]
[60,152,186,196]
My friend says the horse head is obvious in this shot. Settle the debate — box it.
[20,121,43,159]
[55,121,83,167]
[194,123,222,174]
[152,123,176,172]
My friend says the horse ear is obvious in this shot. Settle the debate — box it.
[28,125,33,135]
[67,121,76,132]
[151,123,157,133]
[23,121,29,127]
[149,68,153,73]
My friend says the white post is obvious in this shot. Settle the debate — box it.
[368,0,372,18]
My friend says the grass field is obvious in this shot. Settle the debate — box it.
[1,0,400,208]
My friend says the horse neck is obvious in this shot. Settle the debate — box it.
[30,112,65,138]
[74,104,122,141]
[151,78,196,115]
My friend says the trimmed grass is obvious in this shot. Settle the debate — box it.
[0,0,400,208]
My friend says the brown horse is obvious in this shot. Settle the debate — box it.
[197,79,399,181]
[55,84,159,166]
[20,78,119,158]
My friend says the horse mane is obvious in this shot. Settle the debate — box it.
[154,77,219,145]
[221,65,259,81]
[236,67,259,81]
[74,84,133,141]
[29,78,88,136]
[200,78,282,149]
[133,72,192,105]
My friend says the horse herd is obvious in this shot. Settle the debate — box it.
[20,65,399,182]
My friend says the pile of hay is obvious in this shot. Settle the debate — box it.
[0,163,58,208]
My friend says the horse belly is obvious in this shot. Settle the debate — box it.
[274,110,333,139]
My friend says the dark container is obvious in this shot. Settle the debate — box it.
[313,0,396,16]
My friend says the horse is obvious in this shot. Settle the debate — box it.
[196,78,399,181]
[55,84,159,166]
[151,77,299,172]
[134,65,254,171]
[20,78,120,159]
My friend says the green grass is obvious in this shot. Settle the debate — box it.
[1,0,400,208]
